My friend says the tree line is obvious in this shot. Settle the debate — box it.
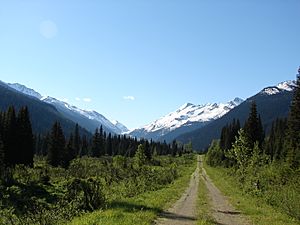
[207,70,300,169]
[0,106,34,171]
[205,71,300,220]
[0,106,191,173]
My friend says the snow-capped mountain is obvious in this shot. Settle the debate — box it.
[177,79,297,150]
[261,80,296,95]
[130,97,243,140]
[112,120,130,133]
[7,83,128,134]
[8,83,43,99]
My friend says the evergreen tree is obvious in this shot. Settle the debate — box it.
[64,134,75,168]
[264,118,287,161]
[67,133,76,161]
[144,140,152,159]
[47,122,66,167]
[0,138,5,179]
[91,128,100,157]
[106,133,112,156]
[285,69,300,168]
[171,140,178,157]
[73,123,81,157]
[16,107,34,166]
[80,135,89,156]
[3,106,17,166]
[244,102,264,149]
[99,125,104,156]
[134,144,146,167]
[41,133,50,156]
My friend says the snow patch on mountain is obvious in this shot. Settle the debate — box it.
[7,83,43,99]
[134,97,244,135]
[261,80,296,95]
[112,120,130,133]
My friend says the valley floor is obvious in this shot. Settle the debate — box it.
[67,155,300,225]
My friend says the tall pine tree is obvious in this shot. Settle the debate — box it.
[72,123,81,157]
[244,102,264,149]
[47,122,66,167]
[3,106,17,166]
[91,128,101,157]
[285,68,300,168]
[0,137,5,179]
[16,107,34,166]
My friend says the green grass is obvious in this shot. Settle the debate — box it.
[67,159,197,225]
[204,162,299,225]
[197,166,216,225]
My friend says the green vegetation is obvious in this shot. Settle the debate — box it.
[204,163,299,225]
[205,72,300,222]
[69,155,196,225]
[0,103,194,225]
[0,152,195,225]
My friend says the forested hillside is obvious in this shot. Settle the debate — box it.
[0,82,90,137]
[177,88,294,150]
[205,73,300,221]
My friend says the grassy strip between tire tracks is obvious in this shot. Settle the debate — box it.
[197,164,216,225]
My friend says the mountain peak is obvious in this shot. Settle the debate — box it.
[233,97,244,104]
[131,97,243,138]
[179,103,194,110]
[7,83,43,99]
[261,80,296,95]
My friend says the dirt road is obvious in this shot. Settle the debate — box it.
[154,157,200,225]
[155,156,250,225]
[200,158,250,225]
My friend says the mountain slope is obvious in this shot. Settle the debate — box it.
[176,81,296,151]
[130,97,243,141]
[7,82,128,134]
[0,81,90,136]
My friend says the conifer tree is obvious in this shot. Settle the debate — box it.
[244,102,264,149]
[67,133,76,161]
[285,69,300,168]
[134,144,146,168]
[264,118,287,161]
[16,107,34,166]
[0,138,5,179]
[99,125,104,156]
[171,140,178,157]
[48,122,66,167]
[106,133,112,156]
[4,106,17,166]
[145,140,152,159]
[91,128,100,157]
[80,135,89,156]
[42,133,50,156]
[73,124,81,157]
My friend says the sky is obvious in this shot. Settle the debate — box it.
[0,0,300,130]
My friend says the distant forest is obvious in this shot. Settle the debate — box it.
[0,105,191,171]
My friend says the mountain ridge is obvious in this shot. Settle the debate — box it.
[176,80,296,150]
[129,97,244,141]
[6,82,128,134]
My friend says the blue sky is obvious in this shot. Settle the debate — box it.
[0,0,299,129]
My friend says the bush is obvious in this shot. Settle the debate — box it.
[65,178,107,211]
